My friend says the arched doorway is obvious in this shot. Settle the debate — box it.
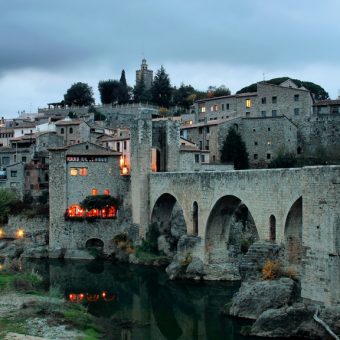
[205,195,258,264]
[193,201,198,236]
[284,197,303,265]
[151,193,187,255]
[269,215,276,241]
[85,238,104,258]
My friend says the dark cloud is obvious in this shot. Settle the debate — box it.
[0,0,339,116]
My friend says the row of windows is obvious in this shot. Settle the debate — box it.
[0,133,14,138]
[115,141,128,152]
[60,127,74,134]
[199,94,301,113]
[70,167,88,176]
[254,140,272,146]
[254,153,271,160]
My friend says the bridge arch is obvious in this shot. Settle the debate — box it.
[85,238,104,252]
[284,196,303,266]
[205,195,259,264]
[150,193,188,254]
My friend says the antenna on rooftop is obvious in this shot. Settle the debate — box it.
[262,72,266,81]
[338,89,340,99]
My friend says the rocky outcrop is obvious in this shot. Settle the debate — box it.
[250,304,340,339]
[229,278,298,319]
[239,241,284,281]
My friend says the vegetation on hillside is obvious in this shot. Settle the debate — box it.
[237,77,329,100]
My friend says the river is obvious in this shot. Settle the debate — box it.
[26,259,254,340]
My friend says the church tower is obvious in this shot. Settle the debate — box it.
[136,59,153,91]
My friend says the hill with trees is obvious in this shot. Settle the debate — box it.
[237,77,329,100]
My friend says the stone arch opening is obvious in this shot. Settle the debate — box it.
[269,215,276,241]
[205,195,258,265]
[193,201,198,236]
[284,197,303,266]
[151,193,187,255]
[85,238,104,252]
[297,146,302,155]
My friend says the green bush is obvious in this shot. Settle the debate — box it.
[138,223,160,254]
[269,152,297,168]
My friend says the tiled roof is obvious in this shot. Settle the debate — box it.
[314,99,340,106]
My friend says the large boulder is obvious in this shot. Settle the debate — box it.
[186,257,204,280]
[166,260,182,280]
[229,277,298,319]
[251,304,340,339]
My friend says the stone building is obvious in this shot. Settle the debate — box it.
[136,58,153,90]
[181,116,297,166]
[55,118,91,146]
[48,142,131,257]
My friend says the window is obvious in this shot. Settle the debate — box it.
[267,141,272,145]
[11,170,17,177]
[201,154,205,162]
[267,153,271,159]
[246,112,250,117]
[254,141,258,146]
[61,128,64,134]
[254,154,258,160]
[104,189,110,195]
[116,142,120,152]
[212,155,216,162]
[195,154,199,163]
[79,167,88,176]
[205,140,209,150]
[226,103,230,110]
[210,106,214,112]
[268,127,271,131]
[294,94,299,102]
[206,126,210,133]
[199,141,203,149]
[124,141,127,150]
[13,155,17,162]
[221,104,225,111]
[22,156,27,162]
[199,127,203,134]
[245,99,251,108]
[272,110,277,117]
[261,111,266,117]
[252,128,256,132]
[2,157,10,165]
[272,96,277,104]
[69,127,73,134]
[201,106,206,113]
[70,168,78,176]
[261,97,266,104]
[294,108,300,115]
[92,188,98,196]
[213,104,219,112]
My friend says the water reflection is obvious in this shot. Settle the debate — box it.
[26,260,252,340]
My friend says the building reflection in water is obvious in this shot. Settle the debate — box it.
[24,259,251,340]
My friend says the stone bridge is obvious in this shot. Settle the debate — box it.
[148,166,340,305]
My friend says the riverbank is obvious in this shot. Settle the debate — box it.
[0,269,101,339]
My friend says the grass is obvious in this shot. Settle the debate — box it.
[0,317,27,337]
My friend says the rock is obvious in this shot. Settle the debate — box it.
[0,240,8,250]
[186,257,204,279]
[169,202,187,239]
[6,243,24,259]
[21,246,49,259]
[251,304,340,339]
[157,235,172,257]
[204,262,241,281]
[166,261,182,280]
[239,241,284,281]
[229,278,298,319]
[48,248,66,259]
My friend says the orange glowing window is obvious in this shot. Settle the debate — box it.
[86,209,100,218]
[92,188,98,196]
[68,205,84,218]
[70,168,78,176]
[79,168,88,176]
[104,189,110,195]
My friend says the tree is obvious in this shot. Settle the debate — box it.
[268,152,297,168]
[172,83,196,109]
[151,66,172,107]
[118,70,130,104]
[237,77,329,100]
[98,80,121,105]
[64,82,95,107]
[221,127,249,170]
[0,188,17,223]
[133,75,151,103]
[212,85,231,97]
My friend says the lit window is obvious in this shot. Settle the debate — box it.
[79,168,87,176]
[210,106,214,112]
[267,141,272,145]
[213,104,219,112]
[104,189,110,195]
[201,107,206,113]
[67,205,84,218]
[245,99,251,108]
[92,188,98,196]
[70,168,78,176]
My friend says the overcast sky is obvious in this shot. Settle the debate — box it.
[0,0,339,118]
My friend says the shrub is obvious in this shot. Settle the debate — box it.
[269,152,297,168]
[283,267,298,280]
[262,260,281,280]
[138,223,160,254]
